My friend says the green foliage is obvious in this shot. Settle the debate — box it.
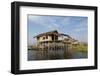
[72,44,88,53]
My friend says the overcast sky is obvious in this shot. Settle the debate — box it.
[28,15,88,45]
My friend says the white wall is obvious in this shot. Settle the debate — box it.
[38,36,52,42]
[0,0,99,76]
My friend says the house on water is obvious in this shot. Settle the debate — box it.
[33,30,78,51]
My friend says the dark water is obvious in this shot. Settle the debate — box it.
[28,50,87,61]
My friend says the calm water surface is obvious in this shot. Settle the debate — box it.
[28,50,87,61]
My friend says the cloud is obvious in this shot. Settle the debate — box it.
[74,27,87,32]
[28,15,42,21]
[73,17,88,32]
[28,15,61,30]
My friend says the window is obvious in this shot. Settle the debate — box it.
[46,36,48,39]
[43,37,45,40]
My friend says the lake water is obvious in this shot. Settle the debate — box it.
[28,50,87,61]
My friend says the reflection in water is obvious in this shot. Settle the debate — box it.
[28,49,87,61]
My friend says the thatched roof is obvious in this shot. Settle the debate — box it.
[34,30,71,38]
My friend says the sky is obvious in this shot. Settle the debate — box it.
[28,15,88,45]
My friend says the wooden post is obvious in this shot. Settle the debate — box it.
[54,35,55,51]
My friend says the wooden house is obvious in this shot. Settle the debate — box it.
[34,30,71,44]
[33,30,79,50]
